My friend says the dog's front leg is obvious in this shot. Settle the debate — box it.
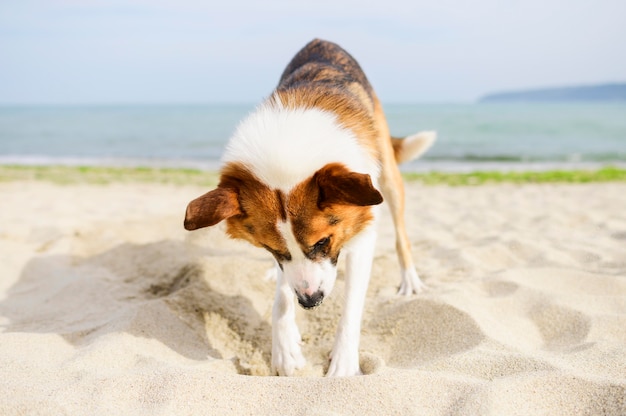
[271,263,306,376]
[326,228,376,377]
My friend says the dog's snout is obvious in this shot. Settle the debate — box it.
[297,290,324,309]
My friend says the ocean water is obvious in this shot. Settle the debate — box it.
[0,103,625,171]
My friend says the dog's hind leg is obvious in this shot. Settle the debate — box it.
[373,98,432,295]
[379,152,427,295]
[380,131,435,295]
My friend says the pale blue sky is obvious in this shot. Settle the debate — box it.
[1,0,625,104]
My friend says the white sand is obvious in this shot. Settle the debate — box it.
[1,180,625,415]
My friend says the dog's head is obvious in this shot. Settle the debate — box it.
[184,162,382,309]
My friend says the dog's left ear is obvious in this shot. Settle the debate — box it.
[184,187,241,230]
[314,163,383,209]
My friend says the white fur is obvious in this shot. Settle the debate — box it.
[222,100,380,192]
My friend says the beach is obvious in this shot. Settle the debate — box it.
[1,176,625,415]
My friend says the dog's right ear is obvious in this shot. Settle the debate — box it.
[184,187,241,230]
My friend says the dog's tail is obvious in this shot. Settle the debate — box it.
[391,131,436,164]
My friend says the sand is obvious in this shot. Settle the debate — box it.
[1,180,625,415]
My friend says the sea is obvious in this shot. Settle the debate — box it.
[1,103,625,172]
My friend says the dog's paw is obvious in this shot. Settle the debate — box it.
[398,268,426,295]
[326,347,361,377]
[271,325,306,376]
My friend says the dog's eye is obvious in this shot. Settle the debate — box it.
[311,237,330,253]
[307,237,331,260]
[314,237,330,249]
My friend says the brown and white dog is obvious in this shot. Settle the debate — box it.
[184,39,435,377]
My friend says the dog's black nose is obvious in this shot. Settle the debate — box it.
[297,290,324,309]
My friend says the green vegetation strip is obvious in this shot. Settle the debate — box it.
[403,166,626,185]
[0,165,219,186]
[0,165,625,186]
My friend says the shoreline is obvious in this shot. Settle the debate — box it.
[2,155,626,174]
[1,162,625,186]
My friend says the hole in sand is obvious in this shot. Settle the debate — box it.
[146,264,199,298]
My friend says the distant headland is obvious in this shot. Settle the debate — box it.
[479,83,626,102]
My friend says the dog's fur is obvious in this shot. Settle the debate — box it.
[184,39,435,377]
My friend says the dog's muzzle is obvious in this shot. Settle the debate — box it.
[297,290,324,309]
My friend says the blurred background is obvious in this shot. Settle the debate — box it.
[1,0,625,171]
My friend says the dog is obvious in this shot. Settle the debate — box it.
[184,39,435,377]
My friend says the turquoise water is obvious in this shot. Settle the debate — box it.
[0,103,625,170]
[386,103,626,163]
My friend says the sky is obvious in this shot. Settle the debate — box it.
[1,0,625,105]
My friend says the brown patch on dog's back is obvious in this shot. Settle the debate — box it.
[279,39,374,99]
